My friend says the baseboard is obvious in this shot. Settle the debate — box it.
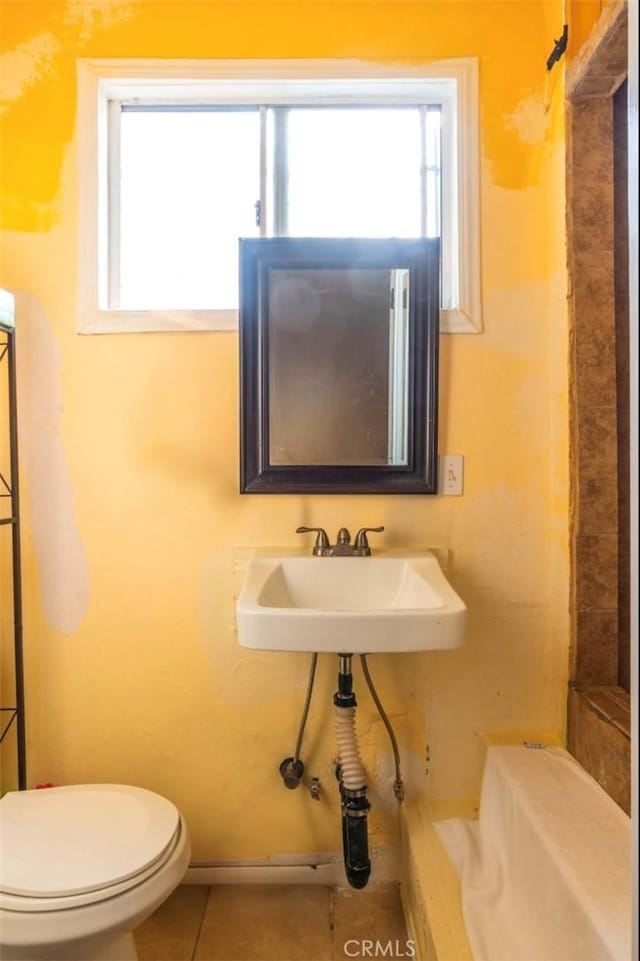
[184,856,344,886]
[184,846,399,887]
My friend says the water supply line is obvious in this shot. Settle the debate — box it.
[279,652,318,789]
[360,654,405,802]
[277,648,404,890]
[334,654,371,889]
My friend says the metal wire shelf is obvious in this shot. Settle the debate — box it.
[1,312,27,790]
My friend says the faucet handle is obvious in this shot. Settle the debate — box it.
[296,526,331,556]
[354,526,385,555]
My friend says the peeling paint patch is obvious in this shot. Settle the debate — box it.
[14,291,90,635]
[0,0,137,231]
[0,33,60,112]
[503,93,546,146]
[62,1,137,42]
[0,1,136,112]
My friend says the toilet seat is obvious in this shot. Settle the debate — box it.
[0,784,182,912]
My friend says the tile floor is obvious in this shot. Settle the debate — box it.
[134,883,410,961]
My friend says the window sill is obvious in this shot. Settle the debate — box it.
[78,306,480,335]
[78,308,238,334]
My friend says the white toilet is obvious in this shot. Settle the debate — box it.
[0,783,190,961]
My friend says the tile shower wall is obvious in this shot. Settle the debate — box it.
[570,95,619,687]
[565,0,630,812]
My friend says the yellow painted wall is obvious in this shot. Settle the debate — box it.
[0,1,569,862]
[568,0,609,58]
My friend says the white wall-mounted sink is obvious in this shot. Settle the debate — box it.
[236,552,467,653]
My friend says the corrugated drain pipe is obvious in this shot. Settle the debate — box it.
[334,654,371,889]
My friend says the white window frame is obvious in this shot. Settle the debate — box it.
[77,58,481,334]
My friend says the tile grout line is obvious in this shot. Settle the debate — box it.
[191,885,213,961]
[328,885,337,961]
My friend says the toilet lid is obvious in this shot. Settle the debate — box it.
[0,784,181,898]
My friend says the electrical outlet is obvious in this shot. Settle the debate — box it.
[438,455,464,495]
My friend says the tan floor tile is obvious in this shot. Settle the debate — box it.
[332,883,409,961]
[194,884,332,961]
[134,885,210,961]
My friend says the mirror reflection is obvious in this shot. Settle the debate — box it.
[239,237,439,494]
[268,267,410,466]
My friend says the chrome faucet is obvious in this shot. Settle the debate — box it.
[296,526,384,557]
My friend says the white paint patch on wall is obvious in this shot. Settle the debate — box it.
[0,33,60,111]
[14,292,89,634]
[0,3,135,114]
[62,1,137,43]
[503,93,546,144]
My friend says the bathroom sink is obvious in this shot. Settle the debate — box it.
[236,552,467,653]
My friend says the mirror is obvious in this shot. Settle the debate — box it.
[239,237,439,493]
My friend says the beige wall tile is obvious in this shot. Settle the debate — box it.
[575,360,617,404]
[576,533,618,609]
[578,473,618,534]
[567,688,630,813]
[578,405,618,480]
[573,262,616,374]
[572,187,614,254]
[575,610,619,685]
[569,101,613,179]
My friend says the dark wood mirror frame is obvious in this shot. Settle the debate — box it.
[239,237,440,494]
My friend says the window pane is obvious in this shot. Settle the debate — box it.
[424,106,441,239]
[118,108,259,310]
[284,109,422,238]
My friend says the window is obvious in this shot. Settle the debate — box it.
[118,107,260,311]
[77,59,480,334]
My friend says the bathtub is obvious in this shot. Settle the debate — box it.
[400,744,631,961]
